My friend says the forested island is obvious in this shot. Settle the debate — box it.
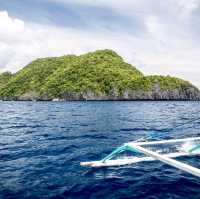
[0,49,200,101]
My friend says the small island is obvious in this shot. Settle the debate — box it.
[0,49,200,101]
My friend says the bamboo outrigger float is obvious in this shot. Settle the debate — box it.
[81,137,200,177]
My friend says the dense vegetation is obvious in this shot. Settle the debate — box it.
[0,72,13,89]
[129,75,191,91]
[0,49,198,100]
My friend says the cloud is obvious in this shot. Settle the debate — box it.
[0,11,24,43]
[1,0,200,89]
[0,11,138,72]
[176,0,200,18]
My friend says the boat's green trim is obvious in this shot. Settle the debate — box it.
[189,144,200,153]
[101,144,139,162]
[124,145,139,153]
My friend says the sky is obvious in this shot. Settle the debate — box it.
[0,0,200,87]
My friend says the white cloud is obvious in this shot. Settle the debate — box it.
[176,0,200,18]
[0,11,24,44]
[0,11,137,72]
[0,7,200,88]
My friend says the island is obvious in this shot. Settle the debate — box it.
[0,49,200,101]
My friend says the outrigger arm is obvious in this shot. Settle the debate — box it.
[81,137,200,177]
[131,143,200,178]
[102,142,200,177]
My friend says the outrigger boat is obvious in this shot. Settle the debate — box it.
[81,137,200,177]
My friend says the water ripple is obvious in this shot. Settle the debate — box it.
[0,101,200,199]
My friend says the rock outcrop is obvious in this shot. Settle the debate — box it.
[3,84,199,101]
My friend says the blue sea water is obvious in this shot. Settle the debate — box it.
[0,101,200,199]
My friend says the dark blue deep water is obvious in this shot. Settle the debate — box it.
[0,101,200,199]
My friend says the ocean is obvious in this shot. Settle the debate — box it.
[0,101,200,199]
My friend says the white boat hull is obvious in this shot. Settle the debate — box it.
[81,152,200,167]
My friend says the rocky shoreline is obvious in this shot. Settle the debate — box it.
[1,84,200,101]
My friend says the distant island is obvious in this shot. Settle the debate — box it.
[0,49,200,101]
